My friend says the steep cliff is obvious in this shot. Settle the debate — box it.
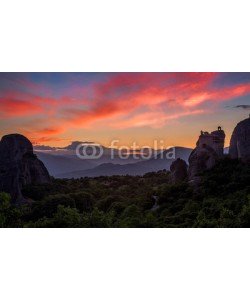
[170,158,188,184]
[188,127,225,183]
[229,117,250,162]
[188,145,218,183]
[0,134,50,204]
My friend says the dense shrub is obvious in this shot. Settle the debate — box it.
[1,158,249,227]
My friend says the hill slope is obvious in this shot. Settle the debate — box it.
[57,147,192,178]
[35,152,96,177]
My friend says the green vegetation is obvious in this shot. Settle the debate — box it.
[1,158,250,227]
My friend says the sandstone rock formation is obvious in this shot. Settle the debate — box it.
[170,158,188,184]
[229,116,250,162]
[188,127,225,183]
[188,145,218,183]
[196,127,225,158]
[0,134,51,204]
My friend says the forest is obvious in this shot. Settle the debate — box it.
[0,158,249,228]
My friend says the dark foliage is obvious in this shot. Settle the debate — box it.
[1,159,249,227]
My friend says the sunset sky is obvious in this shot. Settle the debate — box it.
[0,72,250,148]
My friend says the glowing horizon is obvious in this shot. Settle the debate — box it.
[0,72,250,148]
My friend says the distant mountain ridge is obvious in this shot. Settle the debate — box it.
[33,140,232,179]
[57,147,193,178]
[61,141,96,150]
[35,151,97,177]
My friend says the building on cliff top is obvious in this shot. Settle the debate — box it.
[196,126,225,158]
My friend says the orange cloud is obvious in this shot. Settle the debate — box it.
[0,98,43,117]
[21,126,66,145]
[184,83,250,107]
[35,127,64,135]
[1,73,250,146]
[30,136,67,145]
[61,73,249,129]
[111,109,205,129]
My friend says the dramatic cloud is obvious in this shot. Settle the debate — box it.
[0,98,43,117]
[1,72,250,145]
[60,73,250,129]
[111,109,205,129]
[30,136,68,145]
[233,104,250,110]
[34,127,64,135]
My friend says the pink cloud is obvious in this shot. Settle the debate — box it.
[1,73,250,145]
[0,98,43,117]
[111,109,205,129]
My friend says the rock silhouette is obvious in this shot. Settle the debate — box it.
[0,134,50,204]
[229,116,250,162]
[196,127,225,158]
[170,158,188,184]
[188,127,225,183]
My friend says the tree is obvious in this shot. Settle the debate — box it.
[118,205,143,227]
[0,192,11,227]
[53,205,81,227]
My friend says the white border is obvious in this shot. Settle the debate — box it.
[0,229,249,300]
[1,1,250,299]
[0,0,250,71]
